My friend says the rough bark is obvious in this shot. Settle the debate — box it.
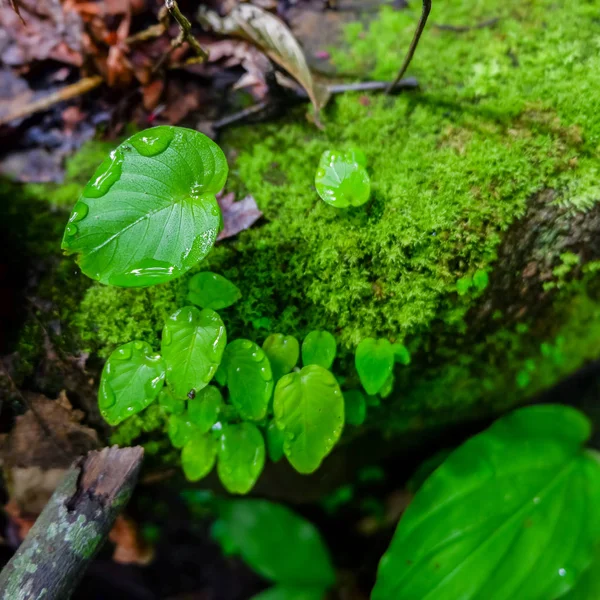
[0,446,144,600]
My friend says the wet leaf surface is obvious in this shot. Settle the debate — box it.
[187,271,242,310]
[355,338,394,395]
[262,333,300,381]
[182,433,218,482]
[315,149,371,208]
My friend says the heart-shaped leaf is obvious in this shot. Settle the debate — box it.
[344,390,367,426]
[99,341,165,425]
[182,434,218,482]
[392,343,411,366]
[168,413,199,449]
[222,339,273,421]
[187,271,242,310]
[266,420,285,463]
[62,126,227,287]
[262,333,300,382]
[217,422,265,494]
[273,365,344,474]
[188,385,223,433]
[301,330,337,370]
[372,405,600,600]
[161,306,227,398]
[315,150,370,208]
[355,338,394,395]
[217,499,335,586]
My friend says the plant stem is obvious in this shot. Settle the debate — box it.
[386,0,432,94]
[165,0,209,61]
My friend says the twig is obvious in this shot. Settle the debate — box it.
[0,446,144,600]
[8,0,25,24]
[386,0,432,94]
[0,75,103,127]
[433,17,499,33]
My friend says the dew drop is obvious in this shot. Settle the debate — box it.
[316,168,326,178]
[259,366,271,381]
[131,128,174,157]
[86,149,124,198]
[65,224,78,237]
[133,341,144,350]
[100,382,116,408]
[116,345,133,360]
[162,328,172,346]
[69,201,89,223]
[239,340,253,350]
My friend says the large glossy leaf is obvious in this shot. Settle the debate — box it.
[561,548,600,600]
[273,365,344,474]
[355,338,394,395]
[182,434,218,482]
[98,341,165,425]
[62,126,228,287]
[222,339,273,421]
[198,5,330,115]
[252,587,326,600]
[161,306,226,398]
[301,331,336,370]
[262,333,300,381]
[218,423,265,494]
[188,385,223,433]
[315,150,370,208]
[266,420,285,463]
[372,405,600,600]
[217,499,335,586]
[187,271,241,310]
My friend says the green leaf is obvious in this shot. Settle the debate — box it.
[62,126,227,287]
[355,338,394,395]
[252,587,326,600]
[161,306,226,398]
[222,339,273,421]
[218,423,265,494]
[344,390,367,426]
[158,387,185,415]
[561,548,600,600]
[372,405,600,600]
[473,269,489,291]
[262,333,300,381]
[188,385,222,433]
[301,331,337,370]
[273,365,344,474]
[314,149,370,208]
[456,275,473,296]
[392,343,411,366]
[379,373,394,399]
[182,434,218,482]
[187,271,242,310]
[266,420,285,462]
[218,499,335,586]
[98,341,165,425]
[167,414,198,449]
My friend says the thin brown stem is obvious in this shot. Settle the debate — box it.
[165,0,208,61]
[386,0,432,94]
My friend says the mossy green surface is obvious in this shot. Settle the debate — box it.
[56,0,600,441]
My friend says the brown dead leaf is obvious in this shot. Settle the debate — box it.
[198,4,330,116]
[109,515,155,565]
[217,192,263,241]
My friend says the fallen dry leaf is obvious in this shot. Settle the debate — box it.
[109,515,155,566]
[198,4,330,117]
[217,192,263,240]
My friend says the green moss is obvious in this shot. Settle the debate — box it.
[68,0,600,439]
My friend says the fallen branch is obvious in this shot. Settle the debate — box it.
[386,0,432,93]
[0,446,144,600]
[0,75,103,127]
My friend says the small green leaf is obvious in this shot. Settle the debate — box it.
[301,331,337,370]
[218,423,265,494]
[315,149,370,208]
[273,365,344,474]
[473,269,489,291]
[99,341,165,425]
[355,338,394,395]
[182,434,218,482]
[266,420,286,462]
[391,343,411,366]
[188,385,222,433]
[372,405,600,600]
[252,587,326,600]
[218,499,335,586]
[161,306,226,398]
[158,387,185,415]
[187,271,242,310]
[167,414,198,449]
[62,126,227,287]
[344,390,367,426]
[456,275,473,296]
[262,333,300,381]
[222,339,273,421]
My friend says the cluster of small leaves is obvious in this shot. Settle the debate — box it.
[99,272,351,492]
[372,404,600,600]
[212,499,336,600]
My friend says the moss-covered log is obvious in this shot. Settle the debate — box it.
[0,446,143,600]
